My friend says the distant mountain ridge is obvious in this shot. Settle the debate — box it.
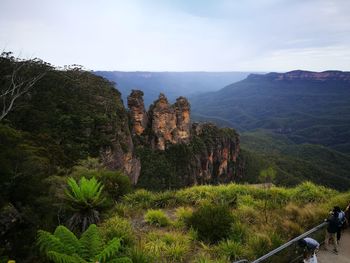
[191,70,350,154]
[248,70,350,82]
[94,71,254,106]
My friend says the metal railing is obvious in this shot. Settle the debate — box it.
[233,222,328,263]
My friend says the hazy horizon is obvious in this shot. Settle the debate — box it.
[1,0,350,72]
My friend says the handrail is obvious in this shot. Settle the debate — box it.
[233,221,328,263]
[251,222,327,263]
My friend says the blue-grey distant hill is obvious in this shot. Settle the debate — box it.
[93,71,253,106]
[191,70,350,153]
[190,70,350,188]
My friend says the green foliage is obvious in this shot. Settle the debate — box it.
[259,166,276,184]
[144,209,170,227]
[214,239,243,261]
[174,207,193,228]
[187,204,234,243]
[144,230,192,262]
[99,216,135,247]
[241,130,350,190]
[37,224,130,263]
[94,170,132,201]
[65,177,105,232]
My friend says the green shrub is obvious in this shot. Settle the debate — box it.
[97,170,132,200]
[174,207,193,228]
[144,230,191,262]
[128,248,154,263]
[247,233,272,258]
[214,239,243,261]
[99,216,135,247]
[123,189,154,208]
[229,221,248,243]
[187,204,234,243]
[144,209,170,227]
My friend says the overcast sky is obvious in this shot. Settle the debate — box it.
[0,0,349,71]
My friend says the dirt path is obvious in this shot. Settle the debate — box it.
[318,230,350,263]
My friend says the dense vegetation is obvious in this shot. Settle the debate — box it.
[239,130,350,190]
[0,53,131,261]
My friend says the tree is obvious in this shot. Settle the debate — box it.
[0,52,50,121]
[64,177,105,232]
[37,224,132,263]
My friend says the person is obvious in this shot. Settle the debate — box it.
[345,203,350,226]
[298,237,319,263]
[324,209,339,254]
[334,206,347,242]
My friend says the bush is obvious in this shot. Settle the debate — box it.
[144,209,170,227]
[174,207,193,228]
[187,204,234,243]
[97,170,132,200]
[247,233,272,258]
[123,189,154,208]
[214,239,243,261]
[144,230,191,262]
[99,216,135,247]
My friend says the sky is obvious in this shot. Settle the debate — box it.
[0,0,349,71]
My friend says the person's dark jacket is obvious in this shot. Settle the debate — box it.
[327,214,340,233]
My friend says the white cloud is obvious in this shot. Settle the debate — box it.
[0,0,349,71]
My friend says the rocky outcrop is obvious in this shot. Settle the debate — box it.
[127,90,148,136]
[127,90,243,186]
[128,91,192,150]
[190,123,242,185]
[174,96,191,144]
[150,93,178,150]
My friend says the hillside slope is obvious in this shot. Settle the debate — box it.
[191,70,350,154]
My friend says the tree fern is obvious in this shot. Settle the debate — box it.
[37,224,131,263]
[37,230,66,254]
[95,238,121,262]
[53,226,81,255]
[47,251,87,263]
[79,224,103,260]
[64,177,105,231]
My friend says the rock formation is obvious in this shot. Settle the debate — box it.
[149,93,178,150]
[127,90,243,186]
[174,96,191,144]
[128,91,192,150]
[190,123,242,185]
[127,90,148,136]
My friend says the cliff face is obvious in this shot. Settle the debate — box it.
[190,123,242,185]
[127,90,243,187]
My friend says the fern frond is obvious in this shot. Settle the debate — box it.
[37,230,66,254]
[79,224,102,260]
[53,225,81,255]
[108,257,133,263]
[47,251,87,263]
[95,238,121,263]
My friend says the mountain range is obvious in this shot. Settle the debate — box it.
[94,71,253,106]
